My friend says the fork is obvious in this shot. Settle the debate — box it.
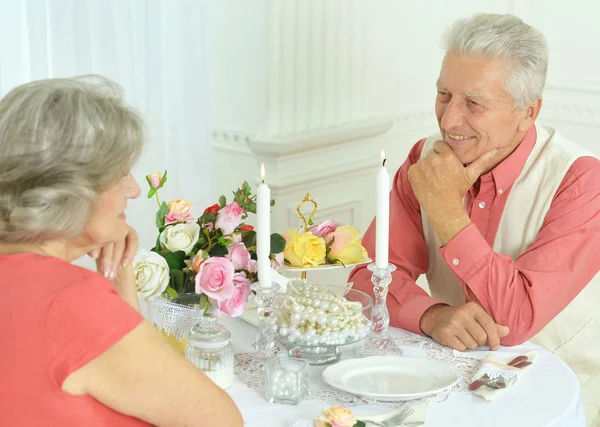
[363,406,415,426]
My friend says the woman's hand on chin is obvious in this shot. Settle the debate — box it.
[88,224,139,279]
[88,225,140,311]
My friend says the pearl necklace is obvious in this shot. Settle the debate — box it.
[275,283,371,346]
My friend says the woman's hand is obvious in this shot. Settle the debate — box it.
[89,225,140,310]
[88,224,139,279]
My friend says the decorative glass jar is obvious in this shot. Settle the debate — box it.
[185,314,234,389]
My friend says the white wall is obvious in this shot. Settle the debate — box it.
[210,0,600,284]
[0,0,212,262]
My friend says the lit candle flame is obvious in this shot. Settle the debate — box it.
[260,163,265,181]
[381,150,386,166]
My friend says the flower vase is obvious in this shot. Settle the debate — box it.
[147,293,206,354]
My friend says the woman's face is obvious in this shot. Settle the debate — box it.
[84,171,141,245]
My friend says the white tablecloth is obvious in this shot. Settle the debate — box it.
[224,318,586,427]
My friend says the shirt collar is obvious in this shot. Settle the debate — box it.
[481,125,537,193]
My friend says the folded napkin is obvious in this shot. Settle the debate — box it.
[468,351,537,401]
[291,401,429,427]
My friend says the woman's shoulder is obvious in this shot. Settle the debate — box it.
[0,252,111,296]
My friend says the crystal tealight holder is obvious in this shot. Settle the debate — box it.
[264,356,309,405]
[238,282,281,387]
[355,263,403,357]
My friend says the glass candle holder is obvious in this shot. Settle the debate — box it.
[264,357,309,405]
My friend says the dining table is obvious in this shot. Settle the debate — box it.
[223,317,586,427]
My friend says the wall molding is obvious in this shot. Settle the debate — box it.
[212,109,434,155]
[249,117,393,157]
[540,102,600,127]
[211,128,254,154]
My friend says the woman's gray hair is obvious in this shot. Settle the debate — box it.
[442,13,548,110]
[0,75,144,243]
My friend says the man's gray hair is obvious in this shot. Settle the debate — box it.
[0,75,144,243]
[443,13,548,109]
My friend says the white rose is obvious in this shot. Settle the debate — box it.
[159,222,201,254]
[133,249,170,300]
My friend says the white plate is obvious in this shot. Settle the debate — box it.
[322,356,458,401]
[281,258,371,272]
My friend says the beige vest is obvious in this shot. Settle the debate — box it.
[421,125,600,422]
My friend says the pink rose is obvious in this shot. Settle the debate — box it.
[195,257,235,302]
[271,252,284,269]
[227,242,251,271]
[248,259,258,273]
[324,225,368,265]
[146,172,163,189]
[217,278,252,317]
[187,252,206,273]
[232,271,251,288]
[215,202,244,235]
[165,199,195,225]
[320,406,356,427]
[309,220,341,238]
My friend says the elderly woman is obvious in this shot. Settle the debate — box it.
[0,77,243,427]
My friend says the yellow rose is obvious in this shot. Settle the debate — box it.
[324,225,368,265]
[283,228,326,267]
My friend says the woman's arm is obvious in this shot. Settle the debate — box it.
[62,320,243,427]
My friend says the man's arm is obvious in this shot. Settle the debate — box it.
[349,139,446,334]
[440,157,600,345]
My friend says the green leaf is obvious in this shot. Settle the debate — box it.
[198,294,210,312]
[155,234,162,251]
[183,270,197,294]
[209,244,228,257]
[200,212,216,222]
[147,187,156,199]
[217,236,231,247]
[170,269,185,293]
[242,181,251,194]
[163,250,187,270]
[156,201,169,229]
[242,230,257,250]
[308,218,314,226]
[354,422,366,427]
[218,195,227,208]
[164,286,179,298]
[325,236,335,256]
[159,170,168,188]
[270,233,286,254]
[270,199,275,207]
[327,257,346,267]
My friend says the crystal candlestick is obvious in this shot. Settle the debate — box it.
[238,282,280,387]
[355,263,403,357]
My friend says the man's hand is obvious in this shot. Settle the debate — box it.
[420,302,510,351]
[408,140,496,208]
[408,141,497,244]
[88,224,139,280]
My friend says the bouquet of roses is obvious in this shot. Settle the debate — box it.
[133,171,286,317]
[282,220,369,268]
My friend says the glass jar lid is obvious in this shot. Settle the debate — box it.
[188,314,231,348]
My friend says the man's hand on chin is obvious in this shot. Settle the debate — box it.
[420,302,510,351]
[408,140,497,245]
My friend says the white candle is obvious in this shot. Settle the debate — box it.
[257,163,271,288]
[376,150,390,268]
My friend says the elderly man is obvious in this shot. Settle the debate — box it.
[350,13,600,423]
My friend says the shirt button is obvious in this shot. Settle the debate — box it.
[452,258,460,266]
[498,189,504,195]
[478,201,486,209]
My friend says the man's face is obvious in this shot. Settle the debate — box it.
[435,53,532,166]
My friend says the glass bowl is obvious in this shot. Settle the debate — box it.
[272,283,373,365]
